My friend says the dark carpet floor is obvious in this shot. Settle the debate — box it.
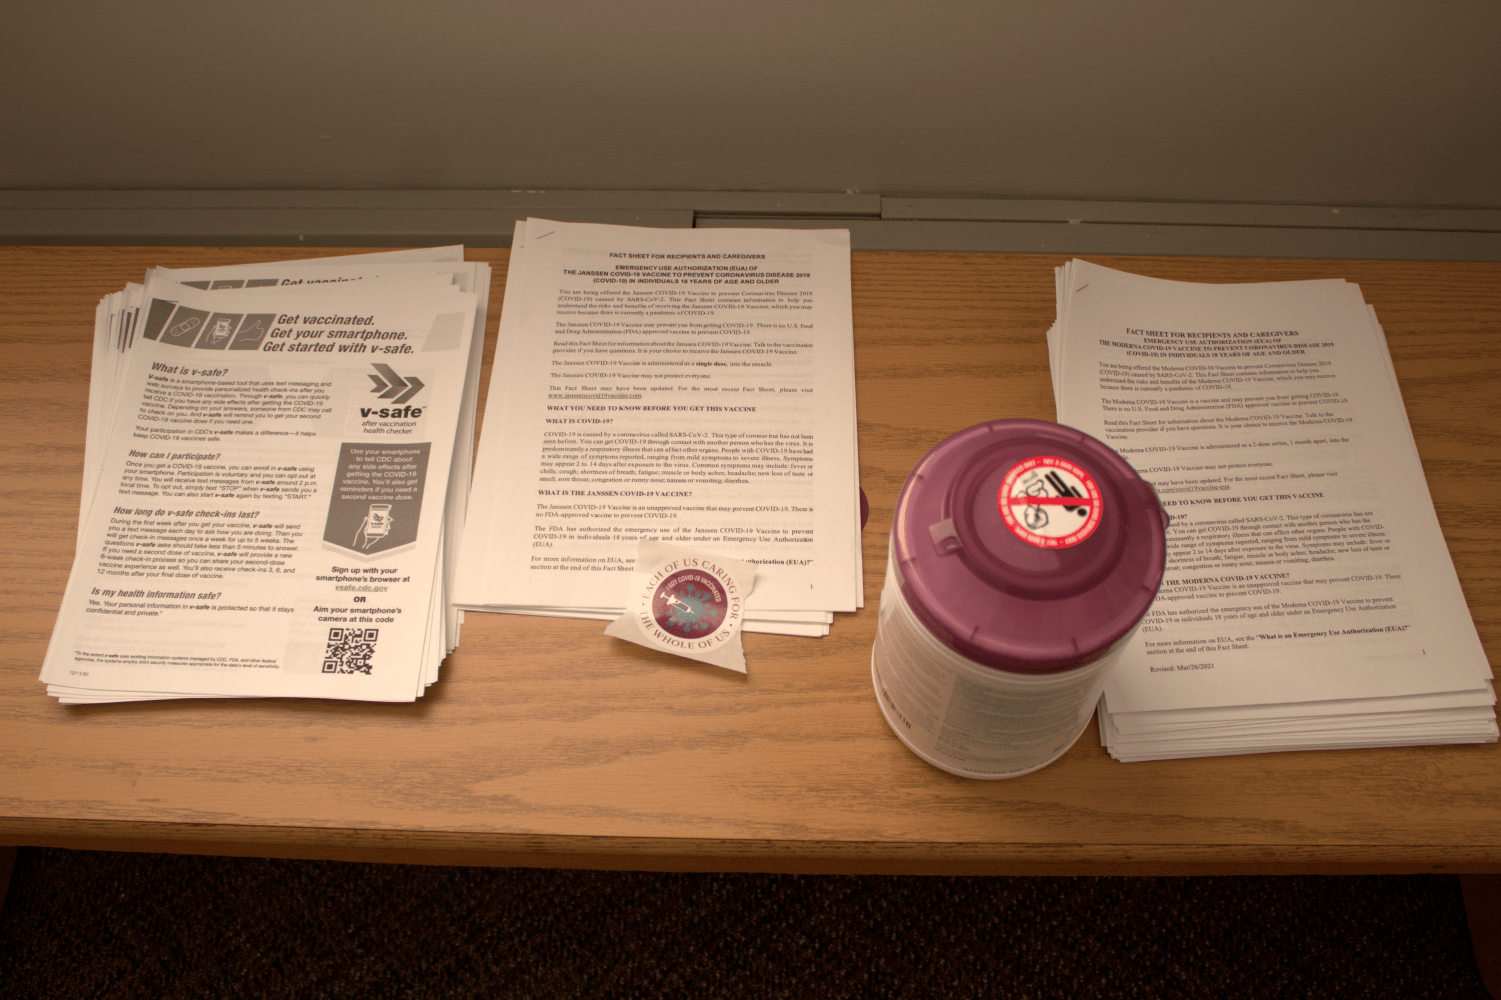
[0,848,1491,999]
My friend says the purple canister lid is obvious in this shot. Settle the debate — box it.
[891,419,1167,674]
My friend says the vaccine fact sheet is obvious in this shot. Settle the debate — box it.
[455,220,862,631]
[1048,259,1495,758]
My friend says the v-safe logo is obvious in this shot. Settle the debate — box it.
[360,363,427,418]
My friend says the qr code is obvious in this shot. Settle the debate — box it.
[323,627,378,674]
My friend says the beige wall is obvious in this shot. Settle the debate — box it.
[4,1,1497,208]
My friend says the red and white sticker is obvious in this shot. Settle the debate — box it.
[998,455,1102,548]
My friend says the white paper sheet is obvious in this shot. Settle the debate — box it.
[1046,260,1495,758]
[455,220,862,628]
[82,256,489,655]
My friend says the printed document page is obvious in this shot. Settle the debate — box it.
[82,255,488,656]
[1052,260,1492,715]
[145,259,491,654]
[455,220,861,617]
[43,280,476,702]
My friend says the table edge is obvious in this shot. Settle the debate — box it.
[3,818,1498,875]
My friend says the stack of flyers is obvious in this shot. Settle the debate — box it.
[42,247,489,703]
[1046,259,1496,759]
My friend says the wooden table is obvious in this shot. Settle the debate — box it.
[2,247,1498,875]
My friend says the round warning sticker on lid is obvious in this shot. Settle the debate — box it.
[998,455,1103,548]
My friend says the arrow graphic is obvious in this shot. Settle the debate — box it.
[368,364,425,405]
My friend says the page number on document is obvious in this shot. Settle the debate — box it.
[998,456,1102,548]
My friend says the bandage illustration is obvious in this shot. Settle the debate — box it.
[166,315,201,340]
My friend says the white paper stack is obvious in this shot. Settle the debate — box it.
[1047,259,1497,760]
[454,220,863,637]
[43,247,490,703]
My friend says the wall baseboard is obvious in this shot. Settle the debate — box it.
[2,191,1498,260]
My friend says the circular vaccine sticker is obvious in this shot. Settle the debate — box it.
[654,569,727,639]
[640,559,745,655]
[998,455,1103,548]
[607,544,754,671]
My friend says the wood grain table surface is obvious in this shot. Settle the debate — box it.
[2,246,1498,875]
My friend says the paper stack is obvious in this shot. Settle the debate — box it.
[1047,259,1497,759]
[42,247,490,703]
[454,220,863,637]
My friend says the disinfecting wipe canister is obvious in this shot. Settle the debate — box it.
[872,419,1168,778]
